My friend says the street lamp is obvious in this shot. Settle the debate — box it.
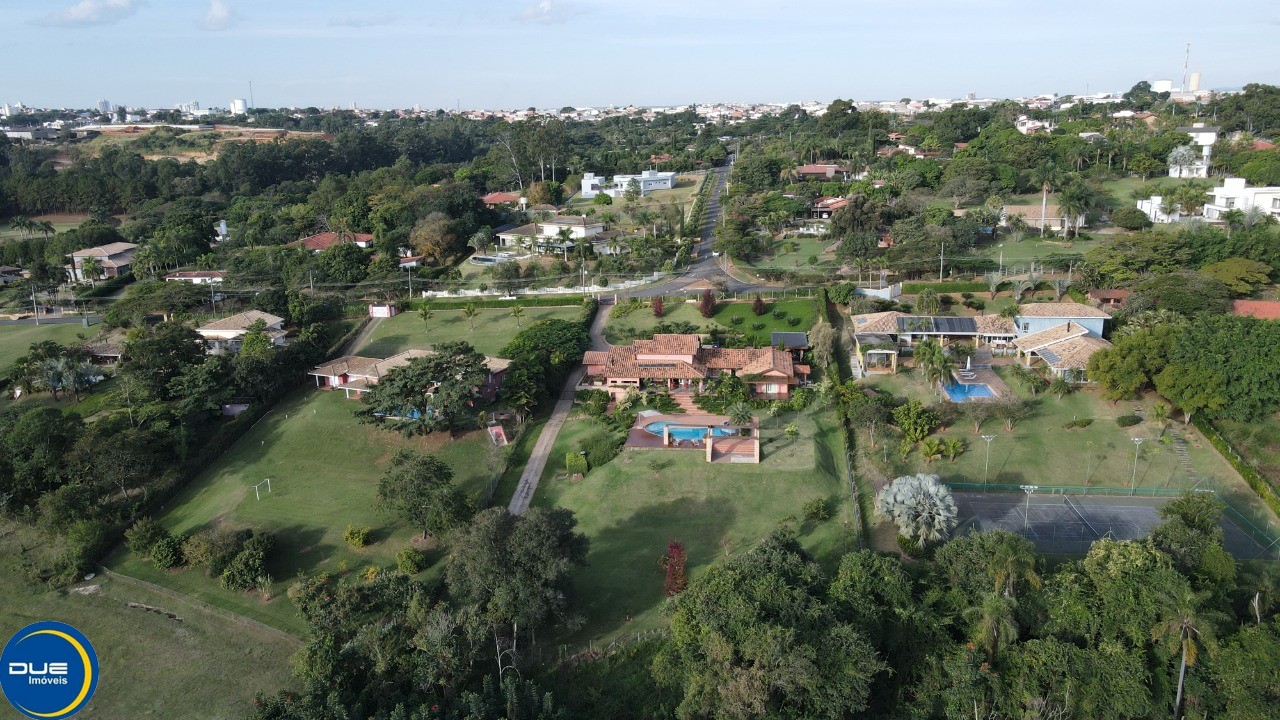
[1019,485,1038,533]
[981,435,997,488]
[1130,437,1146,494]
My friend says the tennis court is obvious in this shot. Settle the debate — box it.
[953,491,1270,558]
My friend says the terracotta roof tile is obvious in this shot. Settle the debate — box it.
[1016,302,1111,319]
[1232,300,1280,320]
[1013,321,1090,352]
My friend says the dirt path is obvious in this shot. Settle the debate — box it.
[341,316,382,355]
[508,303,612,514]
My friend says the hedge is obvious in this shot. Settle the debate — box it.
[411,296,590,311]
[1191,414,1280,519]
[902,281,989,294]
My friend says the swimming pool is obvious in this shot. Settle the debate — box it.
[943,382,995,402]
[643,421,738,440]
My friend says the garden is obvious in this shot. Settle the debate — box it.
[604,295,818,345]
[357,303,583,357]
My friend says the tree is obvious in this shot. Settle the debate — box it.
[651,296,664,318]
[985,271,1003,300]
[726,401,753,427]
[785,422,800,441]
[1200,257,1273,296]
[1,407,84,509]
[942,437,966,461]
[698,288,716,318]
[994,398,1032,430]
[875,473,957,546]
[510,304,525,328]
[468,227,494,257]
[1029,160,1063,237]
[462,303,479,331]
[1150,589,1220,720]
[989,534,1041,599]
[662,540,688,597]
[966,593,1019,657]
[752,293,767,316]
[419,303,434,334]
[915,288,941,315]
[1154,364,1228,423]
[78,256,102,286]
[623,178,641,203]
[1132,270,1231,316]
[238,319,274,362]
[377,450,470,539]
[1111,205,1153,231]
[356,341,490,434]
[1048,375,1074,399]
[1010,364,1046,396]
[960,401,994,432]
[892,400,938,443]
[1167,145,1198,178]
[317,241,369,284]
[120,322,207,399]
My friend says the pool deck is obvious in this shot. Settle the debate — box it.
[626,413,735,450]
[950,367,1012,399]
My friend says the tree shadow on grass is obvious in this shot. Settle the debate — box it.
[263,523,335,581]
[566,498,733,643]
[359,333,412,357]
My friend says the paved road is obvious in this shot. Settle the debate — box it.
[507,303,612,514]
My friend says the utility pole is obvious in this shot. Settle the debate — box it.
[309,269,314,294]
[31,284,39,325]
[1130,437,1146,494]
[938,241,945,281]
[407,267,413,300]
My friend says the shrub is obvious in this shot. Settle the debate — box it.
[771,309,787,320]
[150,535,185,569]
[396,546,429,575]
[803,497,831,522]
[729,315,745,326]
[220,532,273,592]
[652,296,664,317]
[963,298,986,311]
[897,534,926,558]
[580,429,625,469]
[565,451,589,475]
[125,517,170,559]
[183,528,252,575]
[1116,414,1142,428]
[751,322,765,331]
[362,565,381,582]
[698,288,717,318]
[786,316,802,326]
[752,294,767,316]
[344,524,370,549]
[1062,418,1094,429]
[663,541,688,597]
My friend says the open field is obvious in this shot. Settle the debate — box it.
[605,297,817,345]
[1,524,297,719]
[750,236,837,270]
[109,389,502,635]
[530,408,854,644]
[854,364,1275,533]
[0,213,89,243]
[357,305,583,357]
[0,322,91,369]
[973,235,1103,267]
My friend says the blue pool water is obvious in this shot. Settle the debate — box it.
[943,382,995,402]
[644,421,738,440]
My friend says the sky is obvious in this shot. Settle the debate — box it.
[2,0,1278,111]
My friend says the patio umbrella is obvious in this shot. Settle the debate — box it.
[966,356,971,370]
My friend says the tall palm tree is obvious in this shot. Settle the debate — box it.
[989,537,1041,599]
[510,305,525,328]
[985,271,1003,300]
[1009,279,1031,302]
[468,228,493,257]
[1220,208,1246,238]
[462,303,479,331]
[555,227,575,260]
[966,593,1019,657]
[1151,589,1220,720]
[1051,277,1071,301]
[40,357,74,400]
[37,220,55,239]
[419,304,434,334]
[1029,160,1062,238]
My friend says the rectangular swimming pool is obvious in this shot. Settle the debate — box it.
[943,382,995,402]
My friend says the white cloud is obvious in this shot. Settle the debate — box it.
[520,0,580,25]
[38,0,141,27]
[329,14,397,28]
[201,0,235,31]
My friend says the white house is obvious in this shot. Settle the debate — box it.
[65,242,137,282]
[164,270,225,285]
[196,310,288,355]
[1203,178,1280,221]
[495,216,605,253]
[1015,115,1056,135]
[580,170,676,199]
[1136,195,1181,224]
[1169,123,1218,179]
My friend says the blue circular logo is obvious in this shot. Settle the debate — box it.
[0,621,99,719]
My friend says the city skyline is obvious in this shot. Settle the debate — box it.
[1,0,1278,110]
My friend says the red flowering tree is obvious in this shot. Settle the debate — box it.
[698,289,717,318]
[652,296,664,318]
[663,540,688,596]
[752,294,767,316]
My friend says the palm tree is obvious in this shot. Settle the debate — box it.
[1220,208,1246,238]
[1151,589,1220,720]
[1243,204,1272,230]
[78,256,102,286]
[985,271,1003,300]
[1009,279,1031,302]
[468,228,493,257]
[942,438,966,462]
[37,220,55,239]
[1167,145,1197,178]
[989,536,1041,599]
[1029,160,1063,238]
[726,401,753,427]
[510,304,525,328]
[462,303,479,331]
[40,357,74,400]
[70,362,97,402]
[966,593,1019,657]
[1248,565,1279,625]
[918,438,943,464]
[1048,376,1073,400]
[874,473,958,546]
[419,304,434,334]
[1051,277,1071,301]
[555,227,575,260]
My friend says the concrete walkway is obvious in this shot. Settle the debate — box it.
[508,303,612,514]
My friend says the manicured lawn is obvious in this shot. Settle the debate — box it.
[973,235,1104,267]
[0,525,297,719]
[561,175,703,225]
[531,408,855,645]
[109,389,503,635]
[0,213,88,244]
[855,366,1266,520]
[605,298,817,345]
[751,236,837,270]
[0,322,90,369]
[358,305,583,357]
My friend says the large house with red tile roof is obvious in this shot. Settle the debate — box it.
[309,349,510,401]
[288,232,375,253]
[795,163,853,181]
[811,196,848,219]
[1231,300,1280,320]
[582,334,807,399]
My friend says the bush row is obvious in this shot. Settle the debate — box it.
[1191,414,1280,519]
[412,297,589,311]
[901,281,988,294]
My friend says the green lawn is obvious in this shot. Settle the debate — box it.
[358,305,583,357]
[1217,414,1280,489]
[108,389,503,635]
[0,322,91,369]
[605,298,817,345]
[0,524,297,719]
[531,408,855,645]
[855,366,1267,520]
[0,214,88,244]
[974,235,1104,267]
[561,175,703,225]
[751,236,837,270]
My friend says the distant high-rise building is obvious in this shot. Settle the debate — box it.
[96,99,112,114]
[1189,72,1201,92]
[1152,79,1174,94]
[229,98,248,115]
